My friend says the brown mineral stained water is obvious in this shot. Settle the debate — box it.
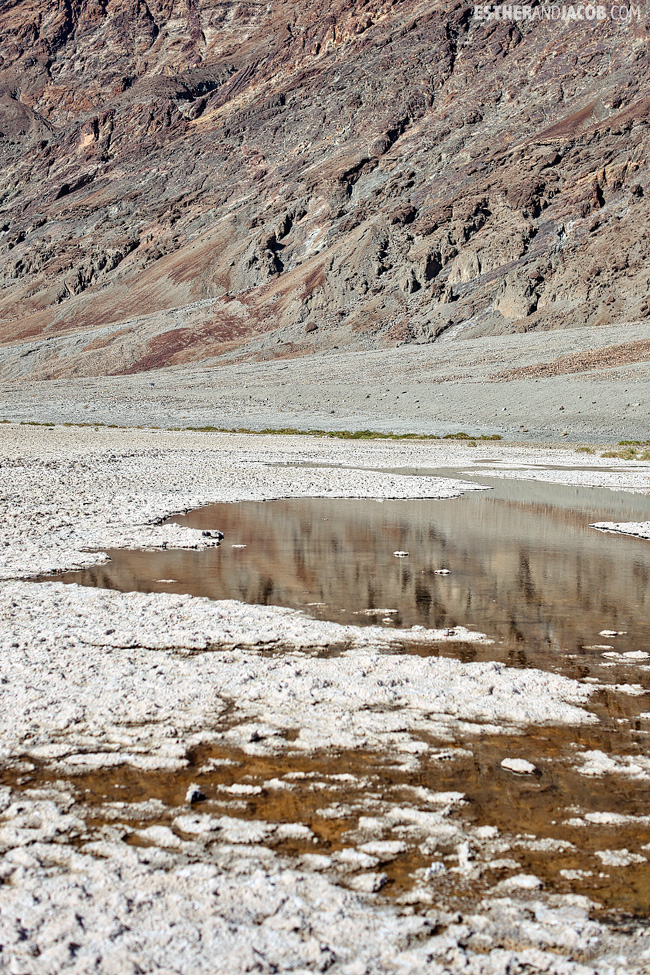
[42,473,650,916]
[9,723,650,918]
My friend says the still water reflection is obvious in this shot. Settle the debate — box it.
[54,473,650,675]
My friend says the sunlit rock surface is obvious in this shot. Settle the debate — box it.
[1,1,649,380]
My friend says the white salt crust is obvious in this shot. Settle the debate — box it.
[463,466,650,494]
[592,520,650,540]
[1,788,650,975]
[1,426,649,972]
[0,581,594,768]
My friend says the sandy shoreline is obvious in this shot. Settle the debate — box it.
[2,425,650,973]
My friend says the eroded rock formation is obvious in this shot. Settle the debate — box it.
[1,1,649,377]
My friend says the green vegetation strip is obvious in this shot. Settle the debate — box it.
[6,420,502,442]
[576,443,650,460]
[179,427,502,441]
[602,447,650,460]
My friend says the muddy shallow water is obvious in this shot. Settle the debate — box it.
[45,473,650,917]
[6,716,650,919]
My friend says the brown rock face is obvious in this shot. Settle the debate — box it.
[1,1,649,378]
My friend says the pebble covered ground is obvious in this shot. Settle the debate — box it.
[1,322,650,443]
[2,424,650,973]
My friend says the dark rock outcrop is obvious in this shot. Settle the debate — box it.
[1,1,649,378]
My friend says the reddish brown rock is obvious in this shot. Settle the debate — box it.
[1,1,649,378]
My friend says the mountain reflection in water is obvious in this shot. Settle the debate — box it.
[54,475,650,675]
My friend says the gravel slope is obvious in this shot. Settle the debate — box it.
[1,323,649,442]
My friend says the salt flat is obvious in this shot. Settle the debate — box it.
[1,424,650,973]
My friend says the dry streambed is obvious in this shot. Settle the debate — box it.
[2,425,650,973]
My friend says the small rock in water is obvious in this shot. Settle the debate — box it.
[501,758,537,775]
[348,872,388,893]
[185,783,206,804]
[600,629,626,637]
[434,568,451,575]
[231,544,247,548]
[393,551,409,558]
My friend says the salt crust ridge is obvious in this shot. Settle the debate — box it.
[0,581,595,768]
[2,786,647,975]
[592,520,650,540]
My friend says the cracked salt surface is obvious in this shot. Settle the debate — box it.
[3,426,650,971]
[0,581,593,767]
[5,784,649,975]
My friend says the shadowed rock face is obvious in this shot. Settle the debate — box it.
[0,1,649,378]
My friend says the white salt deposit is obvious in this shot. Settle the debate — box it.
[1,425,649,972]
[592,520,650,540]
[500,758,538,775]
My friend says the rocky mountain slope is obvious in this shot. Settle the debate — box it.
[1,0,649,380]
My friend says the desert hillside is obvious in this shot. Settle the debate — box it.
[1,1,649,380]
